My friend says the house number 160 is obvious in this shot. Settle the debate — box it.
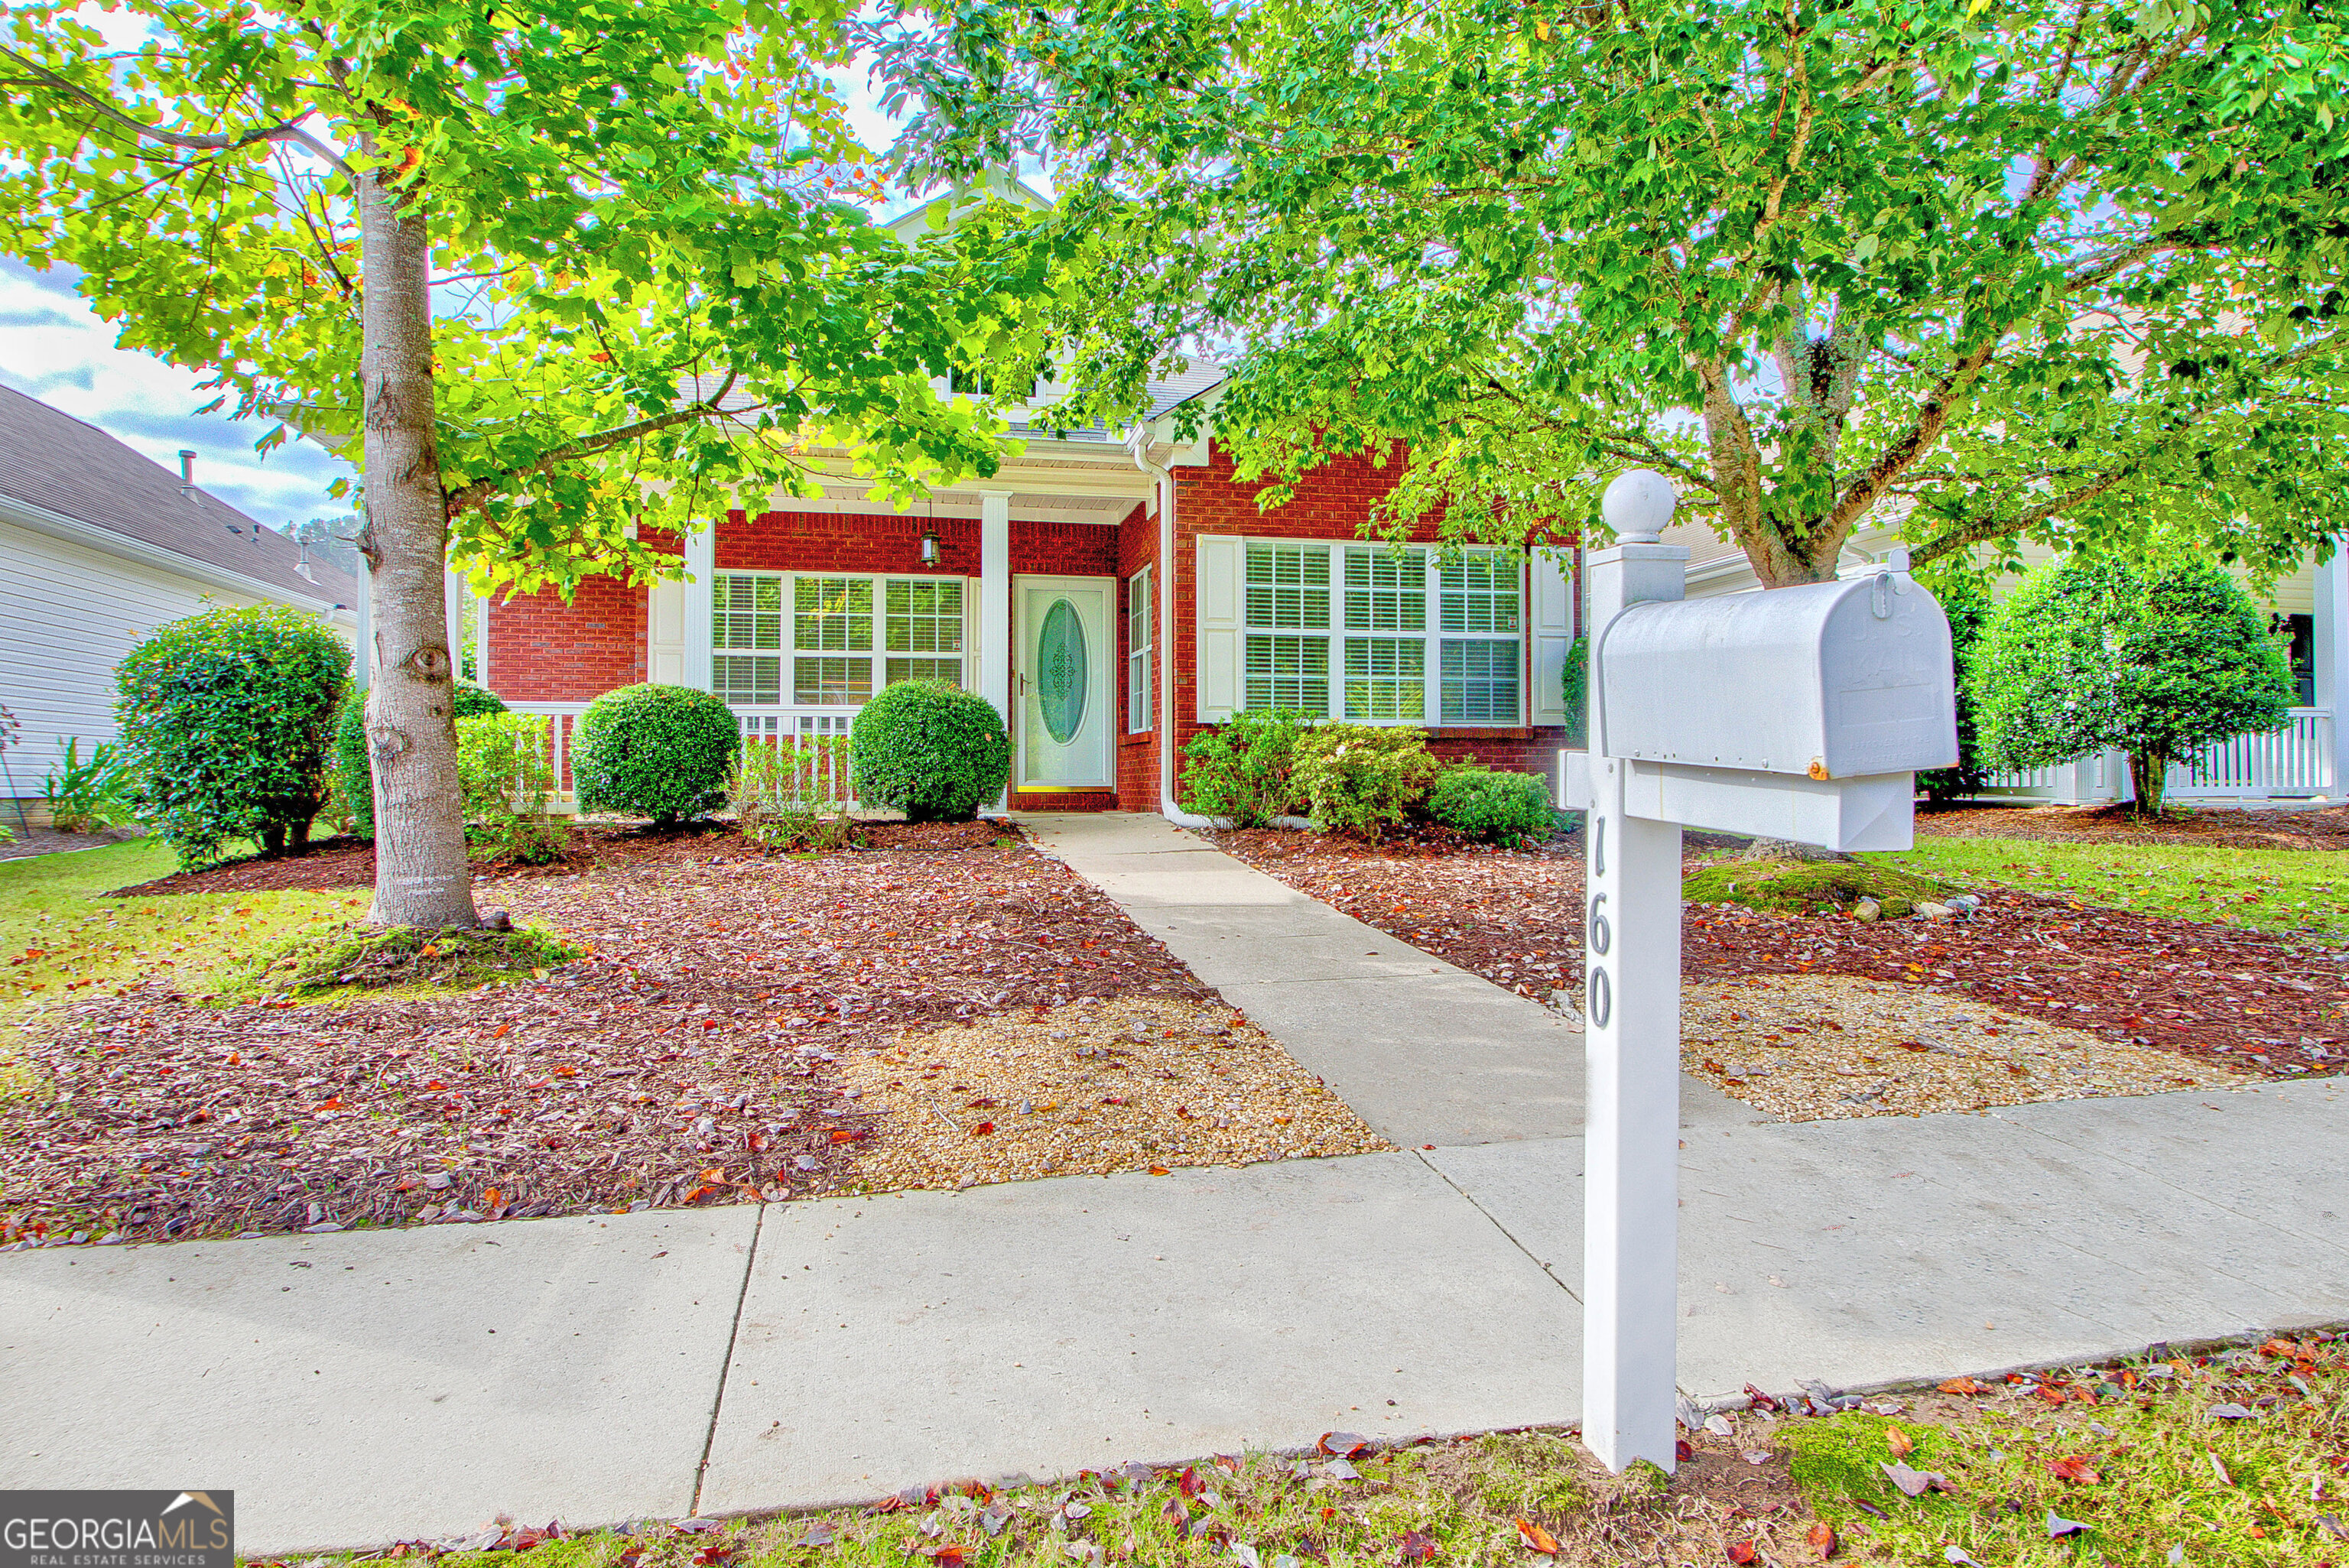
[1586,814,1611,1028]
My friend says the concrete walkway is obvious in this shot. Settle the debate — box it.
[5,816,2344,1552]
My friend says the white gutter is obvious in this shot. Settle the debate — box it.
[0,492,354,625]
[1129,426,1217,829]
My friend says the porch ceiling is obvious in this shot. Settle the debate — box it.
[772,479,1145,525]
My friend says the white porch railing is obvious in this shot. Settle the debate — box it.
[1979,708,2334,803]
[504,702,590,806]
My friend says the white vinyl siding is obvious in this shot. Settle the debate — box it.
[1201,537,1525,726]
[0,517,277,792]
[712,571,967,711]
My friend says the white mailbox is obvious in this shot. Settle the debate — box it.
[1570,571,1958,852]
[1568,470,1965,1484]
[1598,574,1958,781]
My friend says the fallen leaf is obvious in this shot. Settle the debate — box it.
[1886,1427,1914,1459]
[2206,1401,2257,1420]
[1395,1530,1437,1563]
[1805,1521,1837,1561]
[1943,1550,1980,1567]
[1675,1439,1695,1462]
[1878,1461,1947,1498]
[1512,1519,1559,1555]
[2045,1511,2089,1540]
[690,1547,731,1566]
[1743,1384,1781,1412]
[1937,1377,1983,1396]
[1321,1432,1373,1459]
[798,1524,835,1547]
[1726,1545,1758,1566]
[2048,1456,2100,1485]
[972,1122,995,1136]
[1178,1467,1206,1498]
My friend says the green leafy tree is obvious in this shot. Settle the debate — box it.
[1915,576,1994,804]
[2,0,1036,926]
[1970,555,2295,817]
[869,0,2349,585]
[115,605,350,867]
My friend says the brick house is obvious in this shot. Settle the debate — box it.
[473,375,1579,816]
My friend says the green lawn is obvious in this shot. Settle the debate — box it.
[0,839,367,1094]
[1878,836,2349,943]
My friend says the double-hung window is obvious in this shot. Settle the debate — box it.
[711,572,966,710]
[1126,564,1154,732]
[1236,543,1521,725]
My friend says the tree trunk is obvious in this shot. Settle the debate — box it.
[2128,750,2169,820]
[356,145,479,929]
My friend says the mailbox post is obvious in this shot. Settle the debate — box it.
[1569,471,1958,1475]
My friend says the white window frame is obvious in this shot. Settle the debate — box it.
[1126,563,1155,733]
[1234,541,1523,726]
[710,570,972,713]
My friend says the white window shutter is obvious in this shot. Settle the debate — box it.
[648,576,687,685]
[1530,549,1575,724]
[1197,534,1243,722]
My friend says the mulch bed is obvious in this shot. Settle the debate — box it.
[1207,827,2349,1082]
[0,830,1216,1248]
[102,819,1019,898]
[1917,801,2349,850]
[0,826,145,863]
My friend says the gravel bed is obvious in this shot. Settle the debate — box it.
[834,995,1387,1192]
[1207,827,2347,1086]
[1683,973,2244,1120]
[0,833,1249,1247]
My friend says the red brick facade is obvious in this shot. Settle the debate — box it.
[483,456,1564,814]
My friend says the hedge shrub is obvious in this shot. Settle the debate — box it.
[573,683,739,823]
[1430,765,1554,843]
[455,712,566,863]
[115,605,349,867]
[334,679,506,839]
[850,680,1012,822]
[1291,723,1440,836]
[1178,709,1314,826]
[1969,554,2295,817]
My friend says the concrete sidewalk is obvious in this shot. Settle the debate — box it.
[1019,811,1760,1144]
[5,815,2344,1552]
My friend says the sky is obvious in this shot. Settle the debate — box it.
[0,54,940,534]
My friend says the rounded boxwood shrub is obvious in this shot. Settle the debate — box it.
[115,605,350,868]
[850,680,1012,822]
[573,683,739,824]
[335,679,506,839]
[1430,765,1555,844]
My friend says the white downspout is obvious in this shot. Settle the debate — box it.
[1132,433,1216,827]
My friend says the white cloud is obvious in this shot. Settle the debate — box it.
[0,258,354,530]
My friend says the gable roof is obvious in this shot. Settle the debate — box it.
[0,384,356,610]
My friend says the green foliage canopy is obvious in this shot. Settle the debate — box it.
[115,605,350,867]
[870,0,2349,586]
[0,0,1045,599]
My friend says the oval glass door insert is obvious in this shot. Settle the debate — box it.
[1038,598,1089,744]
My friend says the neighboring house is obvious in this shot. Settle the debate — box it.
[1665,518,2349,804]
[0,384,358,826]
[473,179,1578,818]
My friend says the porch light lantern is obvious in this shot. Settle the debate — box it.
[919,521,942,566]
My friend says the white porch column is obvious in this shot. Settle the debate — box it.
[681,523,716,691]
[353,561,373,693]
[443,566,467,680]
[978,489,1013,727]
[2317,547,2349,796]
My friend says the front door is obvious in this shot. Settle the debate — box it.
[1015,576,1116,790]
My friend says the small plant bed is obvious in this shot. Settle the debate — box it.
[277,1333,2349,1568]
[1685,974,2242,1120]
[1683,857,1958,918]
[1210,830,2349,1087]
[858,819,1018,852]
[0,833,1232,1248]
[1919,800,2349,851]
[833,995,1387,1192]
[223,922,584,1000]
